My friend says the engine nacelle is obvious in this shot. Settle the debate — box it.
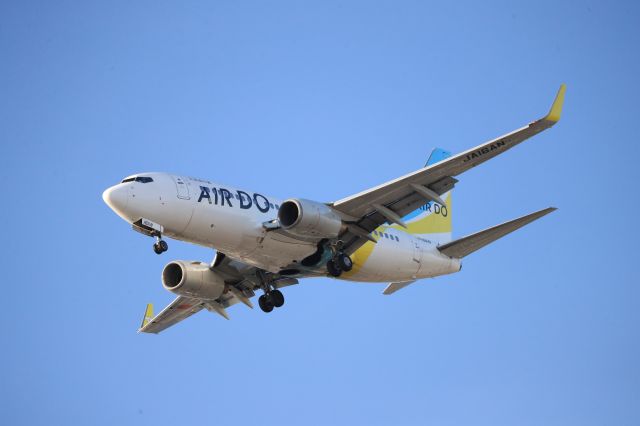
[162,260,225,300]
[278,198,343,238]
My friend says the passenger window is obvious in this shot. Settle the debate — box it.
[395,236,399,242]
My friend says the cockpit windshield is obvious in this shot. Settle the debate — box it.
[121,176,154,184]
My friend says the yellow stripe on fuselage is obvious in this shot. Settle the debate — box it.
[341,192,451,278]
[390,192,451,235]
[341,239,377,279]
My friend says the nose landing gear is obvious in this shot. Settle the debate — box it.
[153,237,168,254]
[132,218,168,255]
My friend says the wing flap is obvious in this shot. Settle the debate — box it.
[438,207,556,259]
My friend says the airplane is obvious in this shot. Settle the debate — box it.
[103,84,565,334]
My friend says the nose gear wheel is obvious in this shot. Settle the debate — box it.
[153,239,168,254]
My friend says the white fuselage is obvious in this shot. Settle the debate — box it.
[103,172,460,283]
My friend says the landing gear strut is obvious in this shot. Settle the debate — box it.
[153,237,168,255]
[256,271,285,313]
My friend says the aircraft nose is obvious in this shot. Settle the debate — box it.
[102,184,128,213]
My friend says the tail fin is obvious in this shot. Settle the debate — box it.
[399,148,453,244]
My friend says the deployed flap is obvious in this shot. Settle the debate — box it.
[383,280,416,295]
[438,207,556,259]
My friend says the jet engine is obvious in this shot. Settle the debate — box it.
[162,260,225,300]
[278,198,343,238]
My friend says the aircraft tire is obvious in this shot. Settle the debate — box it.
[336,253,353,272]
[326,260,342,277]
[159,240,168,252]
[258,294,274,313]
[153,243,163,255]
[270,290,285,308]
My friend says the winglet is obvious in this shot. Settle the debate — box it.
[140,303,154,329]
[544,84,566,123]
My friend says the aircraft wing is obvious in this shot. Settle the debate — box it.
[138,297,205,334]
[138,252,299,334]
[331,85,565,255]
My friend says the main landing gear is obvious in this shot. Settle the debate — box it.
[153,237,168,255]
[257,271,285,313]
[258,289,285,313]
[326,252,353,277]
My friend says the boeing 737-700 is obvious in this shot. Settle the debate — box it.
[103,85,565,334]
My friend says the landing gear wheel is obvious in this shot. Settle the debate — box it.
[336,253,353,272]
[327,260,342,277]
[270,290,285,308]
[258,294,274,313]
[153,239,168,255]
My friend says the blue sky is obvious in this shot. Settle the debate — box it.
[1,1,639,425]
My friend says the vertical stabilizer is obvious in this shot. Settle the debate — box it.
[398,148,453,243]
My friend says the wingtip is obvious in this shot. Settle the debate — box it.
[140,303,154,328]
[545,84,566,123]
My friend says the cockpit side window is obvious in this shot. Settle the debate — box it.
[121,176,154,184]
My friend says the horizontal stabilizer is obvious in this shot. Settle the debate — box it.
[438,207,556,259]
[383,280,416,295]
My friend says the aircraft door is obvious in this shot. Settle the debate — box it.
[412,238,423,274]
[171,175,190,200]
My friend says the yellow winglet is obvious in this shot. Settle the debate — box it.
[545,83,566,123]
[140,303,154,328]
